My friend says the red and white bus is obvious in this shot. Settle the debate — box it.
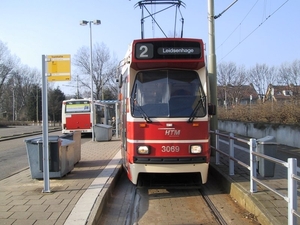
[118,38,216,185]
[61,99,109,134]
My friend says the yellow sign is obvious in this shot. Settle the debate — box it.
[47,54,71,81]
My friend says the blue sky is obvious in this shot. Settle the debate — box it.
[1,0,299,91]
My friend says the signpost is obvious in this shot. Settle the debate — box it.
[42,54,71,193]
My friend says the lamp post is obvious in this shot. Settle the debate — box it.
[80,20,101,141]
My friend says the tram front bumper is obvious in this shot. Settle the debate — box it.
[129,162,209,185]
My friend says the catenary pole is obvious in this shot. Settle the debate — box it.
[208,0,218,148]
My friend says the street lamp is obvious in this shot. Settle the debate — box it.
[80,19,101,141]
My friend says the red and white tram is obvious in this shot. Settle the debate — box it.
[118,38,215,185]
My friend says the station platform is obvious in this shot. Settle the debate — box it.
[0,126,122,225]
[0,126,299,224]
[209,142,300,225]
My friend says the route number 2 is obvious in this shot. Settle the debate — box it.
[135,43,153,59]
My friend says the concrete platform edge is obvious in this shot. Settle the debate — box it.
[88,159,123,225]
[209,163,281,225]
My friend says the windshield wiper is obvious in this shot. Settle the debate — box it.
[134,100,152,123]
[188,96,206,123]
[131,84,152,123]
[131,84,138,114]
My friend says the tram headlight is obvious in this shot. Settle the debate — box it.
[190,145,202,154]
[137,146,150,154]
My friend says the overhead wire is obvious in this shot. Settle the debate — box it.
[173,3,184,37]
[218,0,291,62]
[152,2,156,37]
[217,0,260,50]
[214,0,239,19]
[179,7,184,38]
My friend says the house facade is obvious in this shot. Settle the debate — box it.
[264,84,300,102]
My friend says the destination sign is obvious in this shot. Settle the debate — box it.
[157,47,200,55]
[135,40,201,60]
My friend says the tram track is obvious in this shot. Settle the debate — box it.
[199,187,228,225]
[125,187,140,225]
[0,127,61,142]
[130,174,226,225]
[127,188,225,225]
[100,172,260,225]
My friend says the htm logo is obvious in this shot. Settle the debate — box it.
[165,130,180,136]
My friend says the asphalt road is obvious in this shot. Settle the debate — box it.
[0,126,91,180]
[0,130,64,180]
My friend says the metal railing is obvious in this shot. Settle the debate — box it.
[210,130,300,225]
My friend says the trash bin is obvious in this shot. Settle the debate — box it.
[257,136,277,177]
[60,131,81,164]
[25,136,74,179]
[94,124,112,141]
[59,138,75,173]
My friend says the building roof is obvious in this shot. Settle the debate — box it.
[265,84,300,102]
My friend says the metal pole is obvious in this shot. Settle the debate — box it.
[208,0,218,149]
[76,75,79,99]
[12,82,15,121]
[141,5,144,39]
[42,55,50,193]
[229,132,234,175]
[215,130,220,165]
[89,22,95,141]
[249,138,257,193]
[80,20,100,140]
[288,158,297,225]
[101,80,104,100]
[115,101,119,138]
[36,86,38,124]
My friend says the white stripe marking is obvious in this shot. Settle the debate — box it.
[127,139,209,144]
[64,150,121,225]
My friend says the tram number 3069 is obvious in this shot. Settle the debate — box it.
[161,146,180,153]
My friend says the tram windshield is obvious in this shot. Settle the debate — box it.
[131,69,206,120]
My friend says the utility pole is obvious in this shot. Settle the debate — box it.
[36,86,39,124]
[75,74,79,98]
[208,0,218,148]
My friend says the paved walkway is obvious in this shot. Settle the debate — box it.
[1,126,300,224]
[0,126,121,225]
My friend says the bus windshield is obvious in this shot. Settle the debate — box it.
[131,69,206,119]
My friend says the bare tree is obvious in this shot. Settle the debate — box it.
[247,63,276,95]
[0,41,18,100]
[217,62,247,106]
[277,59,300,98]
[267,66,278,86]
[290,59,300,86]
[277,62,291,85]
[16,66,40,120]
[217,62,237,86]
[3,66,40,120]
[229,65,248,104]
[72,42,118,100]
